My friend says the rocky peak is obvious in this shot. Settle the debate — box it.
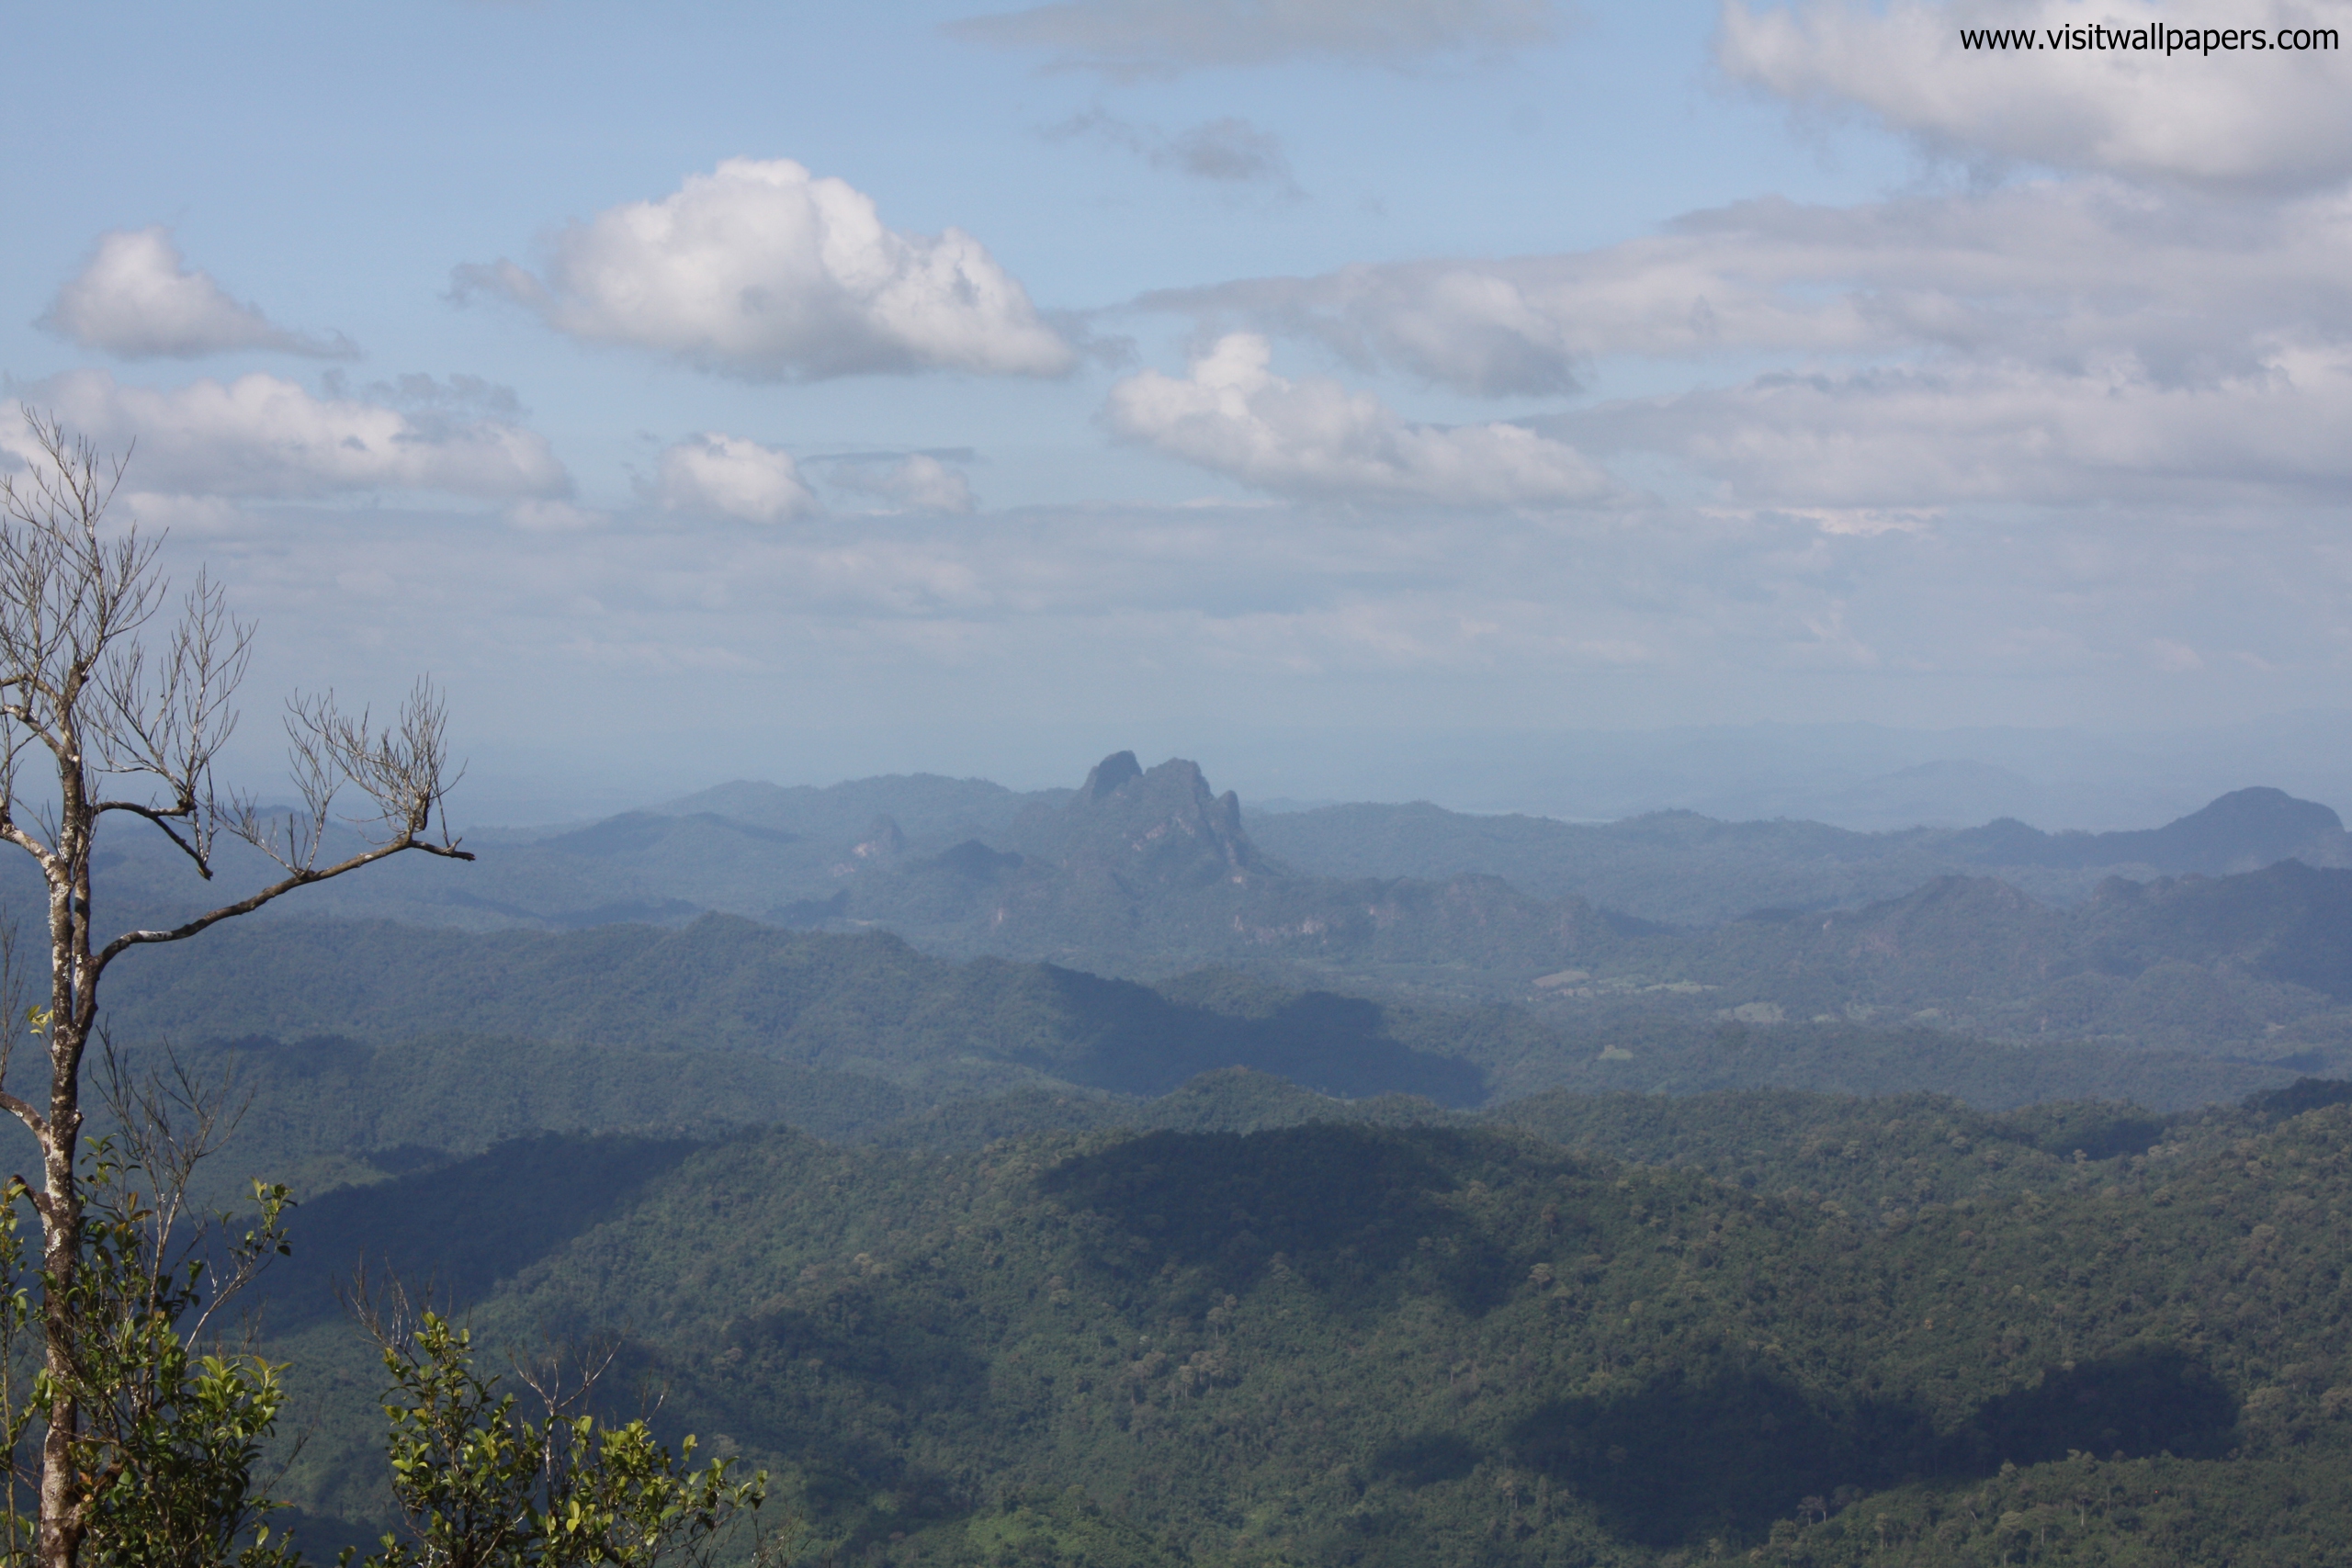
[1049,753,1267,884]
[1080,750,1145,804]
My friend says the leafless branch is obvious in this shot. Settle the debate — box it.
[92,1035,274,1343]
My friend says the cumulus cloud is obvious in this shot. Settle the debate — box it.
[951,0,1560,72]
[455,158,1075,381]
[1,369,566,500]
[40,227,358,360]
[826,454,980,513]
[655,434,820,523]
[1717,0,2352,191]
[1104,333,1614,506]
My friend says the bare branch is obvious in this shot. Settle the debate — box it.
[93,1036,286,1346]
[0,1094,45,1142]
[87,802,207,877]
[508,1333,626,1426]
[90,570,251,875]
[339,1263,445,1362]
[217,678,467,885]
[96,830,473,976]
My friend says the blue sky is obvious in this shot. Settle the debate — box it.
[5,1,2349,817]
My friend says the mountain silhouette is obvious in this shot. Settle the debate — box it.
[1949,786,2343,875]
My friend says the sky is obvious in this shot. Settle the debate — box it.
[5,0,2351,821]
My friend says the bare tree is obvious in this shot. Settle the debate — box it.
[0,408,472,1568]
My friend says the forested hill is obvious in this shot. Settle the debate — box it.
[84,910,2302,1147]
[94,917,1486,1104]
[1577,858,2352,1055]
[247,1093,2352,1565]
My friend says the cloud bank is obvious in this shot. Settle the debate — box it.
[40,228,358,360]
[1146,179,2352,395]
[1139,172,2352,518]
[457,159,1076,381]
[1559,351,2352,512]
[4,369,566,500]
[1106,333,1613,506]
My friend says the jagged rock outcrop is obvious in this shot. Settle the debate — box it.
[1017,752,1268,890]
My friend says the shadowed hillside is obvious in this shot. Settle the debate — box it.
[237,1101,2352,1566]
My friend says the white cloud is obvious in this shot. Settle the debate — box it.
[456,158,1075,381]
[39,227,358,360]
[1104,333,1615,506]
[1718,0,2352,191]
[951,0,1560,72]
[1131,142,2352,525]
[655,434,820,523]
[828,454,980,513]
[3,369,567,500]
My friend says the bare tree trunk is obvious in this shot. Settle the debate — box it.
[30,654,96,1568]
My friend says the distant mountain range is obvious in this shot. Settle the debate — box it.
[1600,860,2352,1052]
[45,764,2352,1087]
[1250,784,2351,924]
[20,750,2352,1078]
[62,749,2349,936]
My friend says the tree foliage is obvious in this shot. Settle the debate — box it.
[0,1052,300,1567]
[342,1287,772,1568]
